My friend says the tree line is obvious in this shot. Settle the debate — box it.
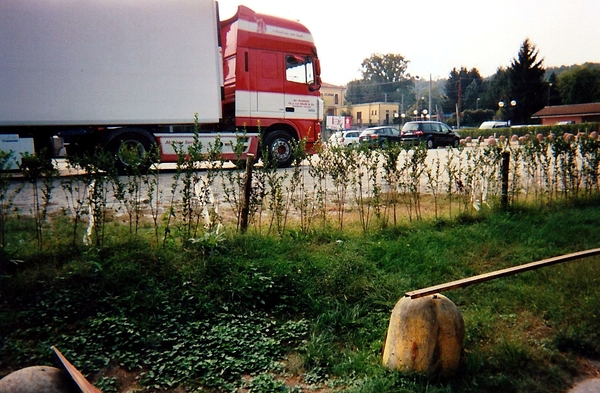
[345,39,600,127]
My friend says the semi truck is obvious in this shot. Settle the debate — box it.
[0,0,323,170]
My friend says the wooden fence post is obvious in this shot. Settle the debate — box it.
[240,154,254,233]
[501,151,510,210]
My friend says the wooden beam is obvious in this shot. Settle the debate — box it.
[405,248,600,299]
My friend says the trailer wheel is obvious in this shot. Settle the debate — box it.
[264,131,295,168]
[105,130,157,174]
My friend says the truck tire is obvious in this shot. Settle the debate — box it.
[264,130,295,168]
[104,129,157,174]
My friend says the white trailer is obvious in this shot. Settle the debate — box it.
[1,0,223,126]
[0,0,253,170]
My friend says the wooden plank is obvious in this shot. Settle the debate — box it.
[405,248,600,299]
[52,346,102,393]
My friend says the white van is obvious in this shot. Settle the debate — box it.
[479,121,509,129]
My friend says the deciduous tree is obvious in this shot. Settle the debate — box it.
[556,63,600,105]
[479,67,509,111]
[345,53,412,105]
[547,72,561,106]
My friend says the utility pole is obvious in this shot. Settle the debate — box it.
[456,103,460,129]
[401,94,404,123]
[429,74,432,120]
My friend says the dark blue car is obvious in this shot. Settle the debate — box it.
[400,121,460,149]
[358,126,402,148]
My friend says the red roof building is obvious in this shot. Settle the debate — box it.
[531,103,600,125]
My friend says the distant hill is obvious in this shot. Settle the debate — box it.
[545,62,600,78]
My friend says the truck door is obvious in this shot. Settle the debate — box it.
[247,50,285,119]
[284,55,318,121]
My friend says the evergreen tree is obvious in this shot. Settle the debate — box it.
[443,67,483,113]
[506,38,546,124]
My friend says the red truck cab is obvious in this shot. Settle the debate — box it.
[221,6,323,167]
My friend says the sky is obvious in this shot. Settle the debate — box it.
[218,0,600,86]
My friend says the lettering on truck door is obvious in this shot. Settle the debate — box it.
[284,55,317,121]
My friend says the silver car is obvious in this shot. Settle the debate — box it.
[328,130,361,147]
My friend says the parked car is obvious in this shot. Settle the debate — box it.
[328,130,361,147]
[400,121,460,149]
[358,126,402,147]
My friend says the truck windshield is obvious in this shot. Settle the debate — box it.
[286,55,314,85]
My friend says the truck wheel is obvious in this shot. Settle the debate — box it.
[105,130,157,174]
[264,131,295,168]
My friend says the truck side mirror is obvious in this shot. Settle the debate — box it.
[309,76,322,92]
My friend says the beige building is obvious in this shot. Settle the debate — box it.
[349,102,400,128]
[320,82,403,130]
[320,82,347,117]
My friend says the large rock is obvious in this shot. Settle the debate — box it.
[382,294,464,380]
[0,366,77,393]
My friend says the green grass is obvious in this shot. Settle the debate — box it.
[2,199,600,392]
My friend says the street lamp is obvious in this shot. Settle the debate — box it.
[498,100,516,126]
[414,76,420,116]
[396,88,404,125]
[547,83,553,107]
[413,109,418,120]
[394,112,406,126]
